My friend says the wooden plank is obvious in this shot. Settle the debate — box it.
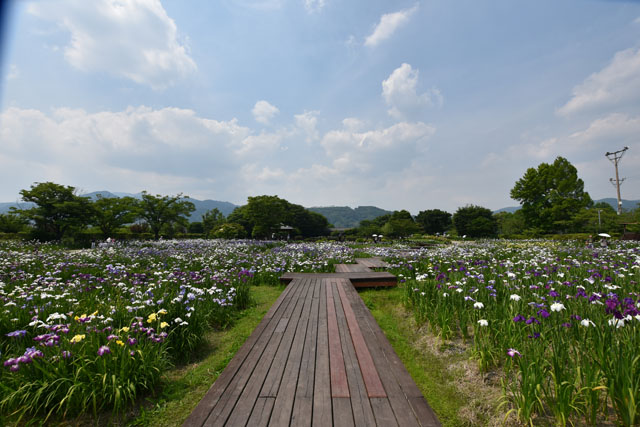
[290,397,312,427]
[355,297,430,427]
[332,397,355,427]
[334,264,349,273]
[264,281,296,319]
[224,279,310,426]
[331,278,376,427]
[355,257,390,268]
[313,279,332,426]
[408,396,441,427]
[335,263,372,273]
[370,398,399,427]
[326,280,349,398]
[184,282,293,427]
[281,272,396,285]
[204,279,307,426]
[292,279,320,426]
[336,281,386,398]
[245,397,275,427]
[261,280,313,398]
[268,280,315,425]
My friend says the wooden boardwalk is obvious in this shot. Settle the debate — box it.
[185,259,440,426]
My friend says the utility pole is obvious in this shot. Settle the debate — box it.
[605,146,629,215]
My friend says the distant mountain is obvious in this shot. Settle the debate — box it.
[494,198,640,214]
[0,201,35,213]
[183,198,238,220]
[493,206,520,214]
[593,198,640,212]
[308,206,392,228]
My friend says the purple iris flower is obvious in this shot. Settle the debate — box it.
[537,309,550,318]
[513,314,526,322]
[507,348,521,357]
[97,346,111,356]
[526,317,541,325]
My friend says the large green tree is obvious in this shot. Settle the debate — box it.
[244,195,289,238]
[15,182,93,240]
[495,210,526,237]
[202,208,225,236]
[452,205,497,238]
[233,195,330,239]
[571,202,620,235]
[0,213,28,233]
[92,195,138,238]
[415,209,452,234]
[510,157,592,233]
[137,192,195,240]
[380,210,421,238]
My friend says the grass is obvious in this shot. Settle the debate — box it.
[358,285,510,427]
[129,284,285,426]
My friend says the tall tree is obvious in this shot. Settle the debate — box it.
[92,195,138,238]
[15,182,93,240]
[244,195,288,238]
[381,210,421,238]
[0,213,27,233]
[495,210,526,237]
[202,208,225,236]
[137,192,195,240]
[415,209,452,234]
[453,205,497,238]
[510,157,592,233]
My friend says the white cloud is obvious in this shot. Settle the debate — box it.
[569,113,640,144]
[252,100,280,124]
[304,0,326,13]
[0,105,444,211]
[342,117,365,132]
[0,106,250,191]
[365,4,418,48]
[28,0,196,90]
[558,47,640,116]
[382,63,442,120]
[321,121,435,174]
[516,113,640,160]
[294,110,320,142]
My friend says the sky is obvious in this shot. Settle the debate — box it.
[1,0,639,214]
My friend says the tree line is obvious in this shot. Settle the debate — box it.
[346,156,639,239]
[1,157,638,243]
[0,183,331,243]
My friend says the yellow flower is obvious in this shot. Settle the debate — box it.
[116,340,125,347]
[120,326,130,333]
[91,310,99,317]
[147,313,157,323]
[157,309,168,316]
[160,322,169,329]
[70,334,85,343]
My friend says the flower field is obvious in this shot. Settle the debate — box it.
[3,238,640,425]
[0,239,354,422]
[398,240,640,426]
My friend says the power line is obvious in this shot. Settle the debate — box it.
[605,146,629,215]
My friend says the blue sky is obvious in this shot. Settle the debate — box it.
[1,0,639,213]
